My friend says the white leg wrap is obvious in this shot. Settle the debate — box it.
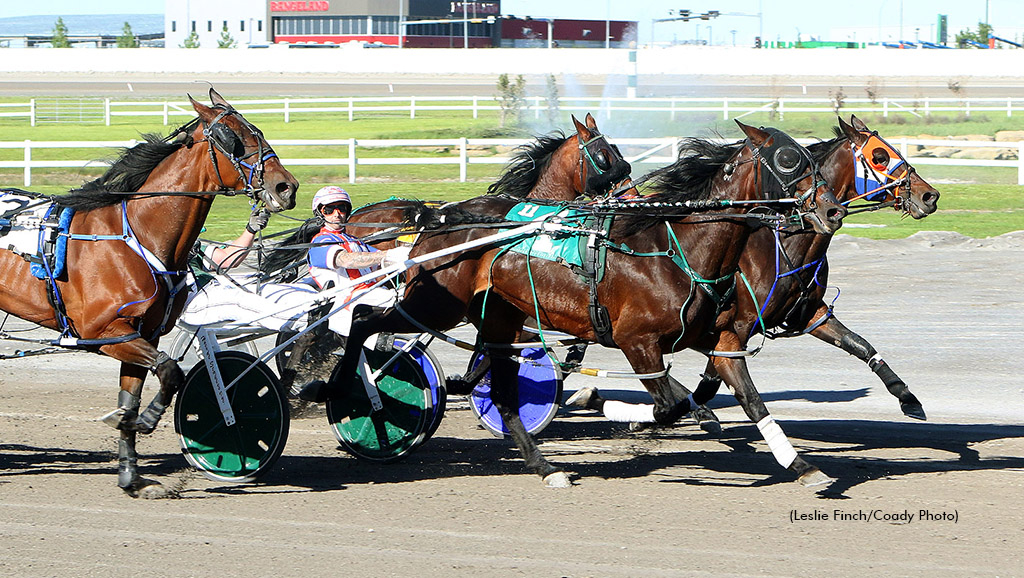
[868,353,884,365]
[756,416,797,468]
[603,400,657,423]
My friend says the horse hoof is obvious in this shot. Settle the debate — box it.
[543,471,574,488]
[295,380,329,403]
[901,402,927,421]
[798,469,834,488]
[698,419,722,436]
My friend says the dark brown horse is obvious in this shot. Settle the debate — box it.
[299,122,846,487]
[571,115,940,486]
[0,89,298,497]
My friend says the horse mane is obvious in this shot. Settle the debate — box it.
[55,119,199,212]
[260,216,324,282]
[807,128,847,164]
[613,137,743,237]
[486,132,568,198]
[401,198,509,231]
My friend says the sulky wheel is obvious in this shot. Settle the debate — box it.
[467,346,563,437]
[325,339,434,463]
[174,351,290,483]
[391,337,446,442]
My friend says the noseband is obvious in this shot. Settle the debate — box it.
[744,130,831,224]
[848,129,913,211]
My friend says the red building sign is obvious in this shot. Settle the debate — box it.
[270,1,330,12]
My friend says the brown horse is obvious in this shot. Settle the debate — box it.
[570,116,941,488]
[299,122,846,487]
[0,89,298,497]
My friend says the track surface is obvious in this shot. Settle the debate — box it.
[2,232,1023,576]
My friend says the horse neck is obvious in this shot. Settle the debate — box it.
[131,144,220,268]
[526,144,581,202]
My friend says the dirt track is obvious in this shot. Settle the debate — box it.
[2,232,1024,577]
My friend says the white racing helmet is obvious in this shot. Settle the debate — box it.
[311,186,352,215]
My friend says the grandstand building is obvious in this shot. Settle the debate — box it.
[164,0,636,49]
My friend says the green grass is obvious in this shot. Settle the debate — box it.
[2,101,1022,241]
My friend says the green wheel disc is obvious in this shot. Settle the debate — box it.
[174,351,289,483]
[326,345,431,463]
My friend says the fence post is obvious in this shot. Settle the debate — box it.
[284,98,290,123]
[1009,97,1013,118]
[924,98,930,117]
[670,98,675,122]
[778,98,785,121]
[899,137,908,159]
[460,137,468,182]
[30,98,35,127]
[965,100,970,118]
[1019,142,1024,186]
[535,96,541,119]
[883,98,889,118]
[723,98,729,120]
[410,97,416,119]
[349,98,354,122]
[23,140,31,187]
[163,101,169,125]
[105,98,111,126]
[473,96,478,119]
[348,138,357,184]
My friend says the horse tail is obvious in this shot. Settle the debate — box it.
[261,216,322,282]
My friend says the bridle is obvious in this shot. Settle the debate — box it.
[200,105,280,202]
[742,130,837,229]
[845,129,914,213]
[576,130,633,198]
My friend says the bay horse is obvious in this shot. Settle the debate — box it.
[260,113,631,396]
[574,116,941,438]
[0,89,298,497]
[299,122,847,487]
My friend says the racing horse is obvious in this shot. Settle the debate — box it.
[0,88,298,497]
[573,116,941,432]
[261,113,631,387]
[300,122,847,487]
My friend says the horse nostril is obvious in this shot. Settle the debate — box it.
[827,207,846,223]
[923,191,939,205]
[276,181,293,196]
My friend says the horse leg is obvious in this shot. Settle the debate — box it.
[807,307,925,420]
[709,333,833,488]
[97,338,184,497]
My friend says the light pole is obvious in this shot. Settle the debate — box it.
[398,0,403,48]
[605,0,610,49]
[706,25,712,46]
[463,1,468,48]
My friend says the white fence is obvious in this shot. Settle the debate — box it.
[2,137,1023,187]
[6,96,1024,126]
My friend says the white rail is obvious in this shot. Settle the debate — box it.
[2,137,1022,187]
[6,95,1024,126]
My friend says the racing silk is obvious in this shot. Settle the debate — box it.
[307,226,380,290]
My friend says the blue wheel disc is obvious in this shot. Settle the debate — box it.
[468,347,563,437]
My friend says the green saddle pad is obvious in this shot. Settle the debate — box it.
[502,202,586,267]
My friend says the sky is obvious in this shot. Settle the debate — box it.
[2,0,1021,45]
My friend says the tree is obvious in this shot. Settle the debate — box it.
[544,74,560,128]
[116,22,139,48]
[495,73,526,128]
[181,30,200,49]
[955,22,993,48]
[217,24,237,49]
[51,17,70,48]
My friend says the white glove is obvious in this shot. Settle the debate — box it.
[246,208,270,234]
[382,246,412,268]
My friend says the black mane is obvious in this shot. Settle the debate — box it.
[55,119,198,212]
[807,128,847,164]
[486,133,568,198]
[613,137,744,237]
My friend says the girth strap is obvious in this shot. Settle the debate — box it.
[583,214,617,348]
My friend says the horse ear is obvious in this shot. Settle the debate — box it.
[209,87,231,109]
[189,93,217,122]
[838,116,866,145]
[584,112,598,130]
[849,114,869,132]
[735,120,769,147]
[572,115,592,141]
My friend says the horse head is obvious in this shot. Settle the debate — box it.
[837,115,939,219]
[571,113,633,198]
[188,88,298,212]
[735,121,847,235]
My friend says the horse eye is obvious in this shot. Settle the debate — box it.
[871,148,890,167]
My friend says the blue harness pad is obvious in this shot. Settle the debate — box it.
[30,205,74,280]
[502,202,587,267]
